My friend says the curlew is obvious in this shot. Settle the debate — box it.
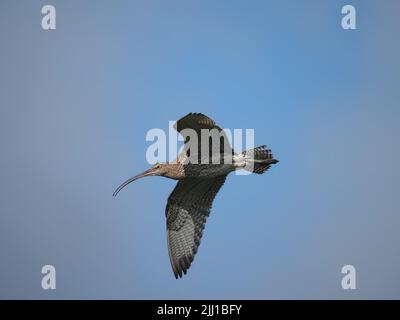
[113,113,278,278]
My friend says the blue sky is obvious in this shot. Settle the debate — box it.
[0,0,399,299]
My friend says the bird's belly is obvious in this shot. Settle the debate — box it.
[185,164,234,178]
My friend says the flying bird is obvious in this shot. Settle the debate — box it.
[113,113,278,278]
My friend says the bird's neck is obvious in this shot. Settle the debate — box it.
[163,163,185,180]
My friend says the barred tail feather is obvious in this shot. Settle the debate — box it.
[241,145,278,174]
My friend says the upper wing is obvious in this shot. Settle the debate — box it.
[166,175,227,278]
[174,113,232,164]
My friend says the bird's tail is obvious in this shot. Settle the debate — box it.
[240,145,278,174]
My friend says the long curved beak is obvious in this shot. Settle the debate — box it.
[113,168,154,197]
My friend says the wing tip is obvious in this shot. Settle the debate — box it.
[171,255,194,279]
[174,112,213,131]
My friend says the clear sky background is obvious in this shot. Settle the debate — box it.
[0,0,399,299]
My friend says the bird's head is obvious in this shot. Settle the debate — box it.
[113,162,166,197]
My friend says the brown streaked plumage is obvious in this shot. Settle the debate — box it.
[113,113,278,278]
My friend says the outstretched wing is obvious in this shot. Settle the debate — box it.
[166,175,227,278]
[174,113,232,164]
